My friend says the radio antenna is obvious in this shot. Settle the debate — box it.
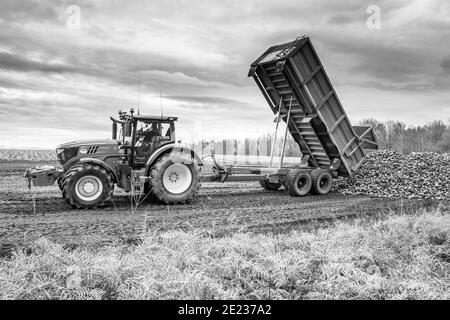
[160,90,163,118]
[137,71,141,115]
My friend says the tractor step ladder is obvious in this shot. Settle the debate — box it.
[130,169,147,195]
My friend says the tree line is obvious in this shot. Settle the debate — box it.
[191,119,450,158]
[359,119,450,153]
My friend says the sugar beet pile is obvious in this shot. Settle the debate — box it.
[333,151,449,200]
[0,150,57,162]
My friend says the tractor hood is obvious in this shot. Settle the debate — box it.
[57,139,118,149]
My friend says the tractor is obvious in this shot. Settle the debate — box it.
[25,108,203,208]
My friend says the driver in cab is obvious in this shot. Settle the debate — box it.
[136,123,160,155]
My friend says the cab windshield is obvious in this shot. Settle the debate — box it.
[135,121,172,147]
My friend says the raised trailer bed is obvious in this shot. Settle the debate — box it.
[203,36,378,196]
[248,36,378,177]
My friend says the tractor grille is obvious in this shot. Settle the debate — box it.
[59,147,79,164]
[87,145,99,154]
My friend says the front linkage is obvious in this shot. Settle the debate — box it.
[24,165,64,189]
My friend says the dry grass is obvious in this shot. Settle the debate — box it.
[0,208,448,300]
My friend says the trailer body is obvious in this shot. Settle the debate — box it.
[248,36,377,177]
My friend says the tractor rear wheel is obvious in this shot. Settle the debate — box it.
[283,169,312,197]
[311,169,333,195]
[143,181,157,202]
[259,179,282,191]
[149,151,202,204]
[60,164,114,209]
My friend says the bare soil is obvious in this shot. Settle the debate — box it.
[0,162,440,257]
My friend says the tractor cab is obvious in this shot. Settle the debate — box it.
[110,109,178,168]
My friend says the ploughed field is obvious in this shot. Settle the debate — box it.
[0,161,442,257]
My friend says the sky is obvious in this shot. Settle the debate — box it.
[0,0,449,148]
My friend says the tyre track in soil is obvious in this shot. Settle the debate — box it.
[0,162,440,255]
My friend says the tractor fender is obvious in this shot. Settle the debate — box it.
[78,157,119,182]
[145,143,203,172]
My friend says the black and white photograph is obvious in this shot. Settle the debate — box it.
[0,0,449,307]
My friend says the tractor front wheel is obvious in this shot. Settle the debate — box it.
[60,164,114,209]
[149,152,202,204]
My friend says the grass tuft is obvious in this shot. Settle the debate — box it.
[0,210,448,300]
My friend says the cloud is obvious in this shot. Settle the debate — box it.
[166,96,250,107]
[0,52,78,73]
[327,13,360,25]
[441,58,450,73]
[0,0,449,148]
[0,0,58,23]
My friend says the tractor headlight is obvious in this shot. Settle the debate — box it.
[56,148,65,155]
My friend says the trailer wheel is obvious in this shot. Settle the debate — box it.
[60,164,114,209]
[284,169,312,197]
[311,169,333,195]
[149,151,202,204]
[259,179,282,191]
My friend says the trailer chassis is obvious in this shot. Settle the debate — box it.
[201,94,341,196]
[203,152,340,183]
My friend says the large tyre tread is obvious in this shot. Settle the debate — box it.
[283,169,298,196]
[283,169,312,197]
[311,169,333,195]
[60,164,114,209]
[149,152,202,205]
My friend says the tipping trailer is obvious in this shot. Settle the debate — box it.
[248,36,378,177]
[204,36,378,196]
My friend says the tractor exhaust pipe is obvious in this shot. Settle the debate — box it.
[112,122,117,140]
